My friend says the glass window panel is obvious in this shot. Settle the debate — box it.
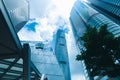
[51,56,58,64]
[4,58,15,62]
[31,71,35,74]
[0,64,9,68]
[115,33,120,37]
[35,63,45,72]
[11,66,22,71]
[47,75,64,80]
[0,71,4,74]
[17,59,23,64]
[3,0,29,27]
[6,72,21,76]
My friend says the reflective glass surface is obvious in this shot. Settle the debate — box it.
[3,0,29,32]
[72,1,120,37]
[89,0,120,17]
[70,0,120,79]
[27,42,65,80]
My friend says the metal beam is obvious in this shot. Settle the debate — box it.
[0,59,22,68]
[0,67,22,74]
[15,74,22,80]
[0,73,19,78]
[0,0,22,50]
[0,58,20,78]
[22,44,31,80]
[31,61,41,77]
[0,53,20,59]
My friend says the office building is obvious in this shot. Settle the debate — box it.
[0,0,43,80]
[0,0,71,80]
[54,29,71,80]
[88,0,120,21]
[1,0,29,32]
[22,41,65,80]
[70,0,120,80]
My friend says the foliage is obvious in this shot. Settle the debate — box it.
[76,24,120,77]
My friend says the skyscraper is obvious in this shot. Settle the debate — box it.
[1,0,70,80]
[22,29,72,80]
[1,0,29,32]
[0,0,42,80]
[88,0,120,21]
[70,0,120,80]
[22,41,65,80]
[54,29,71,80]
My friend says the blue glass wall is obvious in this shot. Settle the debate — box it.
[89,0,120,18]
[72,0,120,37]
[1,0,29,32]
[70,7,86,42]
[70,0,120,80]
[23,41,65,80]
[55,29,71,80]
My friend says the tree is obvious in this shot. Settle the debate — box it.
[76,25,120,79]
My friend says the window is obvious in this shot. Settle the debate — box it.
[60,36,64,38]
[59,43,65,46]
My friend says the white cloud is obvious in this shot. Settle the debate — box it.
[18,16,68,42]
[18,0,86,80]
[51,0,76,18]
[18,26,43,41]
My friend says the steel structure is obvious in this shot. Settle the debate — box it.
[0,0,42,80]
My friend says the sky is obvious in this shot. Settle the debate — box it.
[18,0,87,80]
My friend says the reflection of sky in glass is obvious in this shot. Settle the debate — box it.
[3,0,29,27]
[74,1,98,22]
[3,0,27,10]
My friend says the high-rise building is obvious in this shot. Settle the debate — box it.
[21,29,72,80]
[0,0,43,80]
[1,0,70,80]
[22,41,65,80]
[1,0,29,32]
[88,0,120,21]
[54,29,71,80]
[70,0,120,80]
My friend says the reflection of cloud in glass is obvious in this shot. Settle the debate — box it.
[28,0,52,18]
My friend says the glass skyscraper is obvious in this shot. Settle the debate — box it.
[1,0,29,32]
[22,41,65,80]
[70,0,120,80]
[54,29,71,80]
[1,0,71,80]
[0,0,41,80]
[21,29,72,80]
[89,0,120,20]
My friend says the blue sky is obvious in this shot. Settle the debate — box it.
[18,0,87,80]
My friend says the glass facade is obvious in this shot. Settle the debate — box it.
[102,0,120,6]
[70,0,120,80]
[1,0,29,32]
[0,57,41,80]
[72,0,120,37]
[89,0,120,18]
[70,7,86,42]
[22,41,65,80]
[0,0,41,80]
[55,29,71,80]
